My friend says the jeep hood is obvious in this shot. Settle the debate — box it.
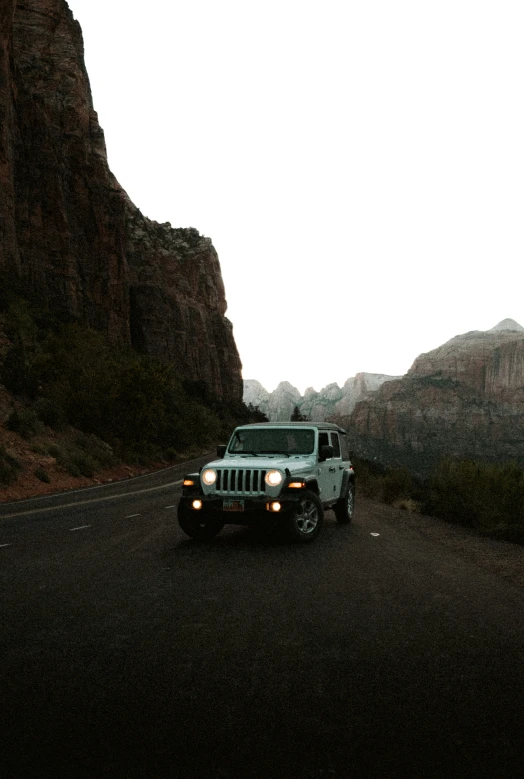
[205,455,315,475]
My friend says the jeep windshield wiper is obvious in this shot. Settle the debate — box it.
[238,450,259,456]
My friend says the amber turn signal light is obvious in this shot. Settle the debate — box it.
[183,479,195,486]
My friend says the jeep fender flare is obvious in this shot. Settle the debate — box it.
[305,478,320,495]
[340,469,355,498]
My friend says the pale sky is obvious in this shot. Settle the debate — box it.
[66,0,524,394]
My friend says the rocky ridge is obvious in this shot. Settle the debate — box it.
[0,0,242,401]
[346,320,524,475]
[243,373,400,422]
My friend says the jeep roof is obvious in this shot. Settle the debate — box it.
[236,422,347,433]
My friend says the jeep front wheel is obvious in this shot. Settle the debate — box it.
[178,506,223,541]
[334,484,355,524]
[287,490,324,542]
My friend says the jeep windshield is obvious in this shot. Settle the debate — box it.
[229,428,315,455]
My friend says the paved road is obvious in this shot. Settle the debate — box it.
[1,464,524,778]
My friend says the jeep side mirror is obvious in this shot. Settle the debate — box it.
[319,444,334,462]
[217,445,227,458]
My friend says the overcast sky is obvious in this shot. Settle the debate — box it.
[67,0,524,394]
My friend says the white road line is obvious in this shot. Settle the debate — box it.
[125,514,141,518]
[69,525,91,532]
[164,505,176,509]
[0,543,12,548]
[370,533,380,537]
[0,480,184,519]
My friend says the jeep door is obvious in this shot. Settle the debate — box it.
[329,431,345,498]
[317,431,338,504]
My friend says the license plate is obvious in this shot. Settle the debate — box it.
[223,499,245,512]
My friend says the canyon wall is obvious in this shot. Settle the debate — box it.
[346,320,524,475]
[0,0,242,401]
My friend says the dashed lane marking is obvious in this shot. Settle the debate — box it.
[165,505,176,509]
[125,514,141,518]
[69,525,91,532]
[0,543,12,548]
[370,533,380,537]
[0,480,184,520]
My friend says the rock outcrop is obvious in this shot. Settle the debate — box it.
[243,380,271,416]
[267,381,302,421]
[0,0,242,401]
[346,320,524,475]
[243,373,398,422]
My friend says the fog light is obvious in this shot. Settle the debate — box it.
[268,501,281,512]
[192,499,203,510]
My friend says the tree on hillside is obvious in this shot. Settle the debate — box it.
[246,403,269,422]
[291,405,308,421]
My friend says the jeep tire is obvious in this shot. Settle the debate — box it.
[334,483,355,525]
[178,505,224,541]
[287,490,324,543]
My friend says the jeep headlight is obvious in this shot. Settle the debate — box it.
[265,470,283,487]
[202,468,217,486]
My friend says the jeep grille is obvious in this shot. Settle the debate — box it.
[213,469,268,495]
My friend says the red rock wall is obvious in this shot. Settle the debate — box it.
[0,0,242,402]
[347,334,524,474]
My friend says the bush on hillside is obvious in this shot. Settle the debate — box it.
[7,408,43,439]
[0,445,21,486]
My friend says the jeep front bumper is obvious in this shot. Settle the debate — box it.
[178,493,302,524]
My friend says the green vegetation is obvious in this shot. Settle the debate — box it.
[291,405,308,421]
[34,466,50,483]
[0,444,21,485]
[0,282,260,480]
[353,454,524,544]
[411,373,459,389]
[245,403,268,422]
[7,408,43,439]
[352,457,421,508]
[423,459,524,542]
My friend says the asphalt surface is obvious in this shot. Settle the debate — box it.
[1,461,524,779]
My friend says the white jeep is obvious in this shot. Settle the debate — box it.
[178,422,355,543]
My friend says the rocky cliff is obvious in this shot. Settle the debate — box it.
[243,373,399,422]
[347,320,524,475]
[0,0,242,401]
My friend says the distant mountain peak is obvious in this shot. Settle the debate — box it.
[487,318,524,333]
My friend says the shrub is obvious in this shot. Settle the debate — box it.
[74,433,116,469]
[382,467,414,504]
[351,457,387,499]
[34,466,50,483]
[55,446,99,478]
[392,498,421,512]
[35,397,67,430]
[0,445,21,486]
[7,408,43,439]
[48,444,61,458]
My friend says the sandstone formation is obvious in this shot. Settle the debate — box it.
[346,320,524,475]
[0,0,242,401]
[267,381,302,422]
[243,380,271,416]
[243,373,398,422]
